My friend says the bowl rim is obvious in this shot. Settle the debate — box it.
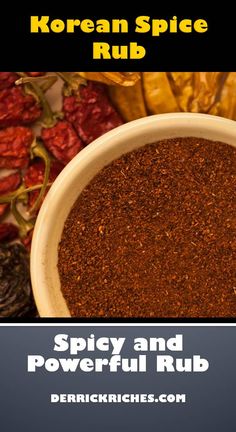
[30,112,236,317]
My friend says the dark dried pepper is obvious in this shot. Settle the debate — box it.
[63,81,123,145]
[41,120,84,165]
[0,223,19,242]
[0,126,33,168]
[0,243,36,317]
[0,87,42,128]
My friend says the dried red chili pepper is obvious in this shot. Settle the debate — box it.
[0,126,33,168]
[15,74,60,128]
[41,120,84,165]
[0,87,42,128]
[24,159,63,209]
[0,203,8,218]
[0,223,19,242]
[0,72,18,90]
[63,81,123,144]
[18,76,80,165]
[0,172,21,195]
[0,172,21,217]
[27,72,45,77]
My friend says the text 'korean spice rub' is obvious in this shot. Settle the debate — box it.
[58,137,236,318]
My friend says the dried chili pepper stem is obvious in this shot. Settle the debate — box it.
[0,183,52,238]
[29,139,51,214]
[0,184,44,238]
[0,136,51,214]
[56,72,86,96]
[0,184,25,204]
[15,73,60,127]
[0,183,51,204]
[11,199,35,238]
[0,135,52,230]
[17,74,58,92]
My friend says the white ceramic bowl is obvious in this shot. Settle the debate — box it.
[31,113,236,317]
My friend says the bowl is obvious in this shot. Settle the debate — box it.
[31,113,236,317]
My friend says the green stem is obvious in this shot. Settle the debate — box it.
[11,199,35,238]
[18,75,58,92]
[0,184,25,204]
[16,73,60,127]
[0,139,51,213]
[56,72,86,96]
[0,183,52,204]
[40,75,58,92]
[0,183,53,238]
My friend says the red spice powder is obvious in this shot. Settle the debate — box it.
[58,137,236,318]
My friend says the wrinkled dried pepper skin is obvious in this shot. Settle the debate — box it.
[0,126,33,168]
[0,223,19,242]
[0,72,18,90]
[0,243,36,317]
[0,87,42,128]
[63,82,123,144]
[24,159,63,208]
[0,172,21,194]
[0,172,21,217]
[41,120,83,165]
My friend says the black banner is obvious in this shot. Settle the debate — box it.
[0,6,234,70]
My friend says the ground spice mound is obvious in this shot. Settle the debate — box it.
[58,137,236,318]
